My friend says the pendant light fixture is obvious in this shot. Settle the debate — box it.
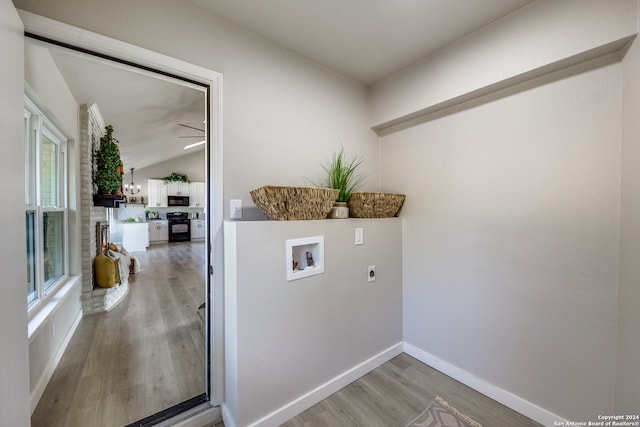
[124,167,141,194]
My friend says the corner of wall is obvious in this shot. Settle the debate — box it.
[615,26,640,413]
[402,343,566,426]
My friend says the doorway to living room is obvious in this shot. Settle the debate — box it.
[23,23,222,426]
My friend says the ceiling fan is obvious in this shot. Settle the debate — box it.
[178,123,205,138]
[178,123,206,150]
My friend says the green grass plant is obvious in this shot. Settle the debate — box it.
[321,147,365,202]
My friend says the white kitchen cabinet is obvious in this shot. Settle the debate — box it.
[191,219,206,240]
[122,222,149,252]
[190,182,206,207]
[167,181,190,197]
[147,179,167,208]
[148,220,169,243]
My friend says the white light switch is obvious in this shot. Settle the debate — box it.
[230,199,242,219]
[355,228,364,245]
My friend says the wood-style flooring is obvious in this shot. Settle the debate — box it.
[280,353,543,427]
[31,241,207,427]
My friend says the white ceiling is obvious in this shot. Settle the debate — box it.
[186,0,533,85]
[30,0,533,172]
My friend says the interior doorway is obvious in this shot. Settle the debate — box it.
[22,16,223,425]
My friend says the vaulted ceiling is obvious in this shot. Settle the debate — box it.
[185,0,533,85]
[31,41,207,172]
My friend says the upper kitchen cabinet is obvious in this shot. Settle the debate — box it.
[147,179,168,207]
[190,182,206,208]
[167,181,191,197]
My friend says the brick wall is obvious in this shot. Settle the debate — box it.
[80,104,128,313]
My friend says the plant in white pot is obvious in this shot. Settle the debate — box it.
[320,147,365,219]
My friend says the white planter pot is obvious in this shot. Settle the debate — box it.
[329,202,349,219]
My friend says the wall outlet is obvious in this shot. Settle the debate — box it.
[368,265,376,282]
[230,199,242,219]
[355,228,364,245]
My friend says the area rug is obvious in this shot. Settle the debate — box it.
[405,396,483,427]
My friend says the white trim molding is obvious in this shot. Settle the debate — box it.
[18,9,225,407]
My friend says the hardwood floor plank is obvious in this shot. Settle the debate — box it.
[66,372,109,427]
[105,384,146,427]
[31,241,206,427]
[281,353,544,427]
[332,382,402,427]
[167,327,205,398]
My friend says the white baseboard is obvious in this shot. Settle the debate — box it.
[402,342,566,427]
[30,309,82,414]
[164,404,221,427]
[221,403,237,427]
[245,342,403,427]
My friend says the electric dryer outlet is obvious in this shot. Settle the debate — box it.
[368,265,376,282]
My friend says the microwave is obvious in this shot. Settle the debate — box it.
[168,195,190,206]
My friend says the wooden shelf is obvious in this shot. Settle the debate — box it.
[120,202,147,207]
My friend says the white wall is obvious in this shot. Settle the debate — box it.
[24,43,78,140]
[224,219,402,427]
[376,1,637,423]
[383,61,621,422]
[617,11,640,412]
[0,1,30,426]
[24,39,83,413]
[28,280,82,412]
[141,149,206,182]
[13,0,380,221]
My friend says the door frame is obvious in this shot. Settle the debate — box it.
[18,9,225,425]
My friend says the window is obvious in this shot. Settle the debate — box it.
[25,96,68,307]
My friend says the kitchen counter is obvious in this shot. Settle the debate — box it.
[122,221,149,251]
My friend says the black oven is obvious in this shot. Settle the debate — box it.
[166,212,191,242]
[168,195,190,206]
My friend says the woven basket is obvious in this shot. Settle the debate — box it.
[348,192,405,218]
[250,186,339,220]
